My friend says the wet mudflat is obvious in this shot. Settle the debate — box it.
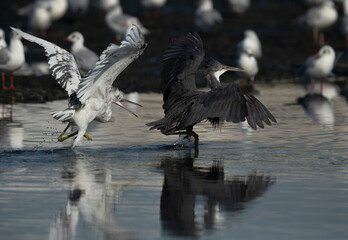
[0,83,348,240]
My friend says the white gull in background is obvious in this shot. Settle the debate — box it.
[227,0,250,14]
[303,45,336,92]
[194,0,222,32]
[98,0,119,12]
[0,30,25,90]
[237,29,262,59]
[28,1,52,34]
[12,25,147,149]
[141,0,167,8]
[341,0,348,46]
[18,0,68,22]
[105,4,149,42]
[298,0,338,45]
[68,0,90,13]
[0,29,7,49]
[64,31,100,77]
[236,48,258,88]
[141,0,167,17]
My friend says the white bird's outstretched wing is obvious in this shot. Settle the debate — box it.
[77,24,147,104]
[10,27,81,96]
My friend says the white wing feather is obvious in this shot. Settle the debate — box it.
[10,27,81,95]
[77,24,146,104]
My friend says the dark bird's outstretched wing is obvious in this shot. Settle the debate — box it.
[148,84,276,133]
[161,32,205,102]
[181,84,276,130]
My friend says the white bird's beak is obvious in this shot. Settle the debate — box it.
[113,100,140,117]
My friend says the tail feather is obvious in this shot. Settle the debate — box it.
[51,109,75,122]
[146,119,164,130]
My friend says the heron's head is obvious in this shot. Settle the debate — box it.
[204,58,243,88]
[64,31,84,45]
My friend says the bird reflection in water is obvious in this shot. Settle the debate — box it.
[0,101,24,149]
[159,150,275,237]
[48,153,134,240]
[298,82,338,129]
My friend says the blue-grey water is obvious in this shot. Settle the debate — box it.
[1,83,348,240]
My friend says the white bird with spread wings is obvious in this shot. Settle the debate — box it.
[11,25,147,149]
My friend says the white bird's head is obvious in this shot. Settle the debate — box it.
[315,45,335,59]
[244,29,258,40]
[64,31,84,45]
[110,88,142,117]
[197,0,213,11]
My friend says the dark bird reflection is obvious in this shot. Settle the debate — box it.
[298,83,337,129]
[159,150,275,237]
[49,153,135,240]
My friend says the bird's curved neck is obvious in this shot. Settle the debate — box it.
[206,73,221,89]
[71,40,84,51]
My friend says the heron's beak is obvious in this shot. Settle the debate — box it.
[223,66,244,72]
[113,101,139,117]
[63,37,69,41]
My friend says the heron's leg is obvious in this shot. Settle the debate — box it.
[184,131,199,148]
[250,77,255,90]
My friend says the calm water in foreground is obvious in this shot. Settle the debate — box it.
[0,83,348,240]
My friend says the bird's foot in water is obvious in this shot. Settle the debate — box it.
[84,133,92,141]
[184,131,199,149]
[174,134,192,146]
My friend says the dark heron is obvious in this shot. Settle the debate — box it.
[147,32,277,147]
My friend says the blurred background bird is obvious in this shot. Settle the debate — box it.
[64,31,99,77]
[0,30,25,90]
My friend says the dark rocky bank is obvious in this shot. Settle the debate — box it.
[1,0,348,103]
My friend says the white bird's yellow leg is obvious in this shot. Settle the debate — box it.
[57,123,92,142]
[58,123,72,142]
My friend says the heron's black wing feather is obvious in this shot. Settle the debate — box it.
[178,84,277,130]
[161,32,205,102]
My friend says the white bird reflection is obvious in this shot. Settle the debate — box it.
[0,103,24,149]
[298,83,338,129]
[48,153,135,240]
[159,150,275,237]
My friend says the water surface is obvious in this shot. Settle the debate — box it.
[1,83,348,240]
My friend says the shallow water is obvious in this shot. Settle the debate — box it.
[1,83,348,240]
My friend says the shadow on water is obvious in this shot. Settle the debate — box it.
[159,149,275,237]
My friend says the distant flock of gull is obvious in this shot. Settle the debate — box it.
[0,0,346,149]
